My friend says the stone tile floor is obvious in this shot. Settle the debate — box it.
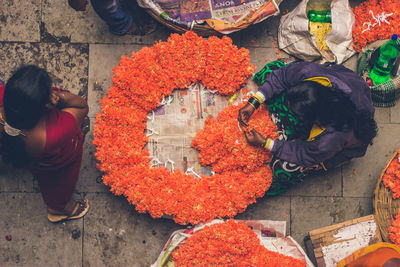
[1,0,399,266]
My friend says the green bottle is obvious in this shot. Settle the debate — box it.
[308,10,331,23]
[370,34,399,85]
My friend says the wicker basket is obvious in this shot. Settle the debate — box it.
[145,9,222,36]
[373,152,400,242]
[357,39,400,108]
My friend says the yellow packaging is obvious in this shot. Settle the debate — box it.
[309,21,332,50]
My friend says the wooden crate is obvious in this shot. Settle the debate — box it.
[309,215,382,267]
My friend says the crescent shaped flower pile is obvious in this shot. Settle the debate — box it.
[352,0,400,52]
[94,31,280,225]
[172,220,306,266]
[192,102,279,174]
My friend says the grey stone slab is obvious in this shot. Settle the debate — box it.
[76,117,107,193]
[390,100,400,123]
[0,43,41,80]
[343,124,400,197]
[0,0,40,42]
[0,193,82,266]
[0,42,88,96]
[227,31,241,47]
[290,196,372,249]
[0,162,33,192]
[248,46,289,73]
[235,195,291,235]
[239,0,300,48]
[88,43,145,118]
[284,166,342,197]
[83,192,180,267]
[239,21,276,48]
[375,107,391,124]
[42,1,173,44]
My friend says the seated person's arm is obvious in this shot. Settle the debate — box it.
[256,62,311,102]
[270,131,348,168]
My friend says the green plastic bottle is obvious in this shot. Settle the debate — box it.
[308,10,331,23]
[370,34,399,85]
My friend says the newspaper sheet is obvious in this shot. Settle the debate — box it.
[146,82,256,175]
[137,0,282,34]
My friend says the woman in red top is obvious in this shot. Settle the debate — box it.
[0,65,89,222]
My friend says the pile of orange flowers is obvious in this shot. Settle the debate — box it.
[382,148,400,198]
[384,148,400,245]
[389,210,400,245]
[172,220,306,266]
[389,210,400,246]
[193,102,279,173]
[94,32,283,225]
[352,0,400,52]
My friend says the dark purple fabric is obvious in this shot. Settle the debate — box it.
[258,62,374,114]
[259,62,374,168]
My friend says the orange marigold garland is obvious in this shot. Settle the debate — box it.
[382,148,400,199]
[94,32,280,225]
[172,220,306,266]
[352,0,400,52]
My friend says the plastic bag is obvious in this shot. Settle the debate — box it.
[278,0,356,63]
[151,219,314,267]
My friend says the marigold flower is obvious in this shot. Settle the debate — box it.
[352,0,400,52]
[382,148,400,199]
[93,32,277,225]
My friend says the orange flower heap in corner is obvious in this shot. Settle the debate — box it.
[382,148,400,198]
[94,32,281,225]
[389,210,400,246]
[352,0,400,52]
[172,220,306,266]
[385,148,400,245]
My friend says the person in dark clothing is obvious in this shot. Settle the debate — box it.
[67,0,157,36]
[238,62,377,195]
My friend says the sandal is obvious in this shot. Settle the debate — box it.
[47,199,89,223]
[127,18,158,36]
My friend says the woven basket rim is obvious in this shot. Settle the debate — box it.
[145,8,222,36]
[373,151,400,242]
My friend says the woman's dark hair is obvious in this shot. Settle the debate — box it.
[2,65,51,168]
[286,81,377,144]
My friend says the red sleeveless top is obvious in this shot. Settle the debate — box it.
[0,84,82,172]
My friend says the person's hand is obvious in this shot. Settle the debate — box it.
[68,0,88,11]
[243,129,266,147]
[48,90,61,108]
[238,103,256,127]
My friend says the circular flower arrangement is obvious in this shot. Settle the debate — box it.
[172,220,306,266]
[93,32,278,225]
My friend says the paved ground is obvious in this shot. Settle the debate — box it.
[1,0,399,266]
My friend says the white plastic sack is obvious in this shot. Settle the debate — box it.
[152,219,315,267]
[278,0,356,64]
